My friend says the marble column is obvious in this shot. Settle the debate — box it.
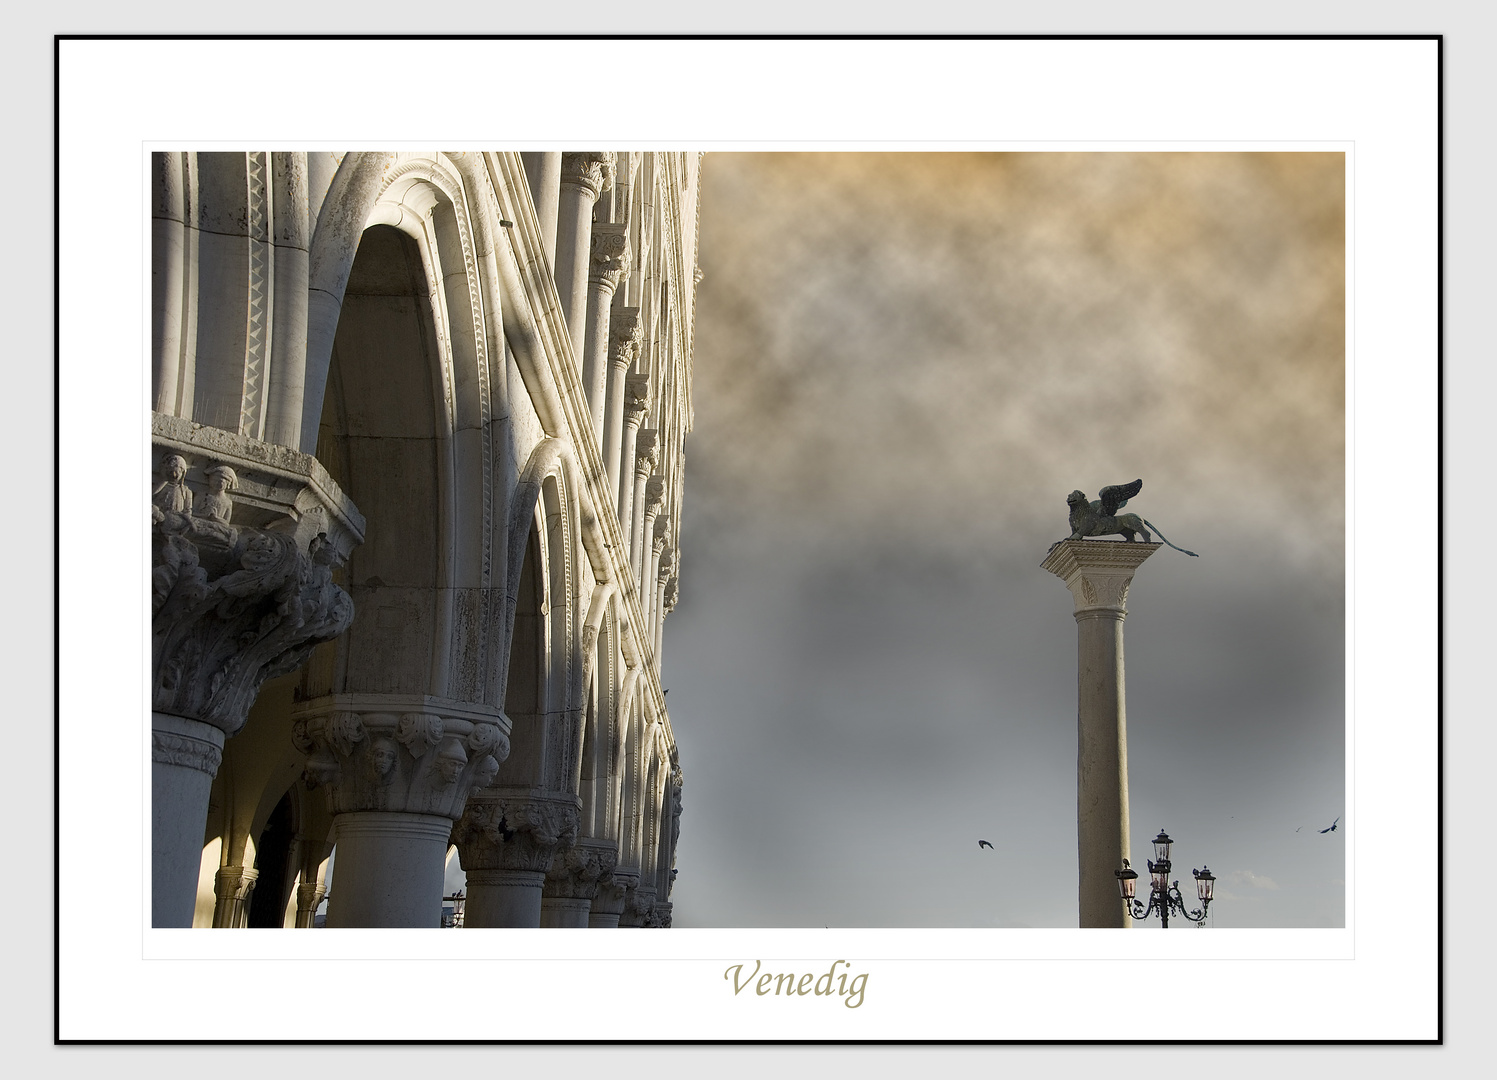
[636,476,666,590]
[212,865,258,928]
[292,702,510,928]
[554,152,614,361]
[653,549,675,661]
[151,151,189,416]
[150,421,363,926]
[453,791,580,927]
[617,375,650,523]
[629,434,660,575]
[603,308,643,495]
[1041,539,1161,928]
[520,151,562,264]
[582,224,631,445]
[263,151,310,449]
[294,879,327,928]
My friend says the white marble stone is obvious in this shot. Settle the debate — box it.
[1042,539,1161,929]
[149,150,696,929]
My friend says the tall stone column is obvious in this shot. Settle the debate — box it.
[263,151,310,449]
[292,700,509,928]
[636,475,666,590]
[1041,539,1161,928]
[646,529,670,641]
[150,417,363,926]
[582,224,631,444]
[554,152,614,361]
[653,546,675,660]
[657,572,678,666]
[617,376,650,523]
[294,878,327,928]
[453,792,580,927]
[629,434,660,574]
[151,151,189,416]
[212,866,259,928]
[520,151,563,264]
[603,308,643,495]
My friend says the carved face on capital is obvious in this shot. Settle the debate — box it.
[370,738,398,779]
[472,754,500,790]
[436,745,467,786]
[162,455,187,483]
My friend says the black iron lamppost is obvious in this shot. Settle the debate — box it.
[1114,830,1215,928]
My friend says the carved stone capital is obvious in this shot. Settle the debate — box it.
[608,306,643,368]
[544,836,618,900]
[634,431,660,477]
[620,884,657,928]
[152,727,224,777]
[589,223,631,289]
[151,418,364,738]
[454,790,581,874]
[656,546,675,583]
[623,374,651,424]
[292,695,509,820]
[1041,539,1161,616]
[652,900,673,928]
[212,865,258,927]
[644,476,666,515]
[662,574,680,612]
[591,864,639,919]
[561,151,616,199]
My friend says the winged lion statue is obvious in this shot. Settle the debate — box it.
[1062,479,1198,556]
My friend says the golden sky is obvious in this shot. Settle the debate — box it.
[691,152,1344,574]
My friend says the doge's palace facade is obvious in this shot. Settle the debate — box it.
[150,151,697,929]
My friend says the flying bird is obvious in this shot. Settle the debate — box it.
[1296,827,1303,832]
[978,840,993,850]
[1319,816,1340,834]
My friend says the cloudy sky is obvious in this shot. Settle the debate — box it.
[664,152,1345,928]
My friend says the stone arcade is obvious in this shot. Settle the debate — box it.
[150,151,698,928]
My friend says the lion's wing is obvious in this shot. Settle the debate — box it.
[1099,479,1143,516]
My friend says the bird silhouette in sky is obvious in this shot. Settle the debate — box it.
[1296,827,1303,832]
[1320,816,1340,834]
[978,840,993,850]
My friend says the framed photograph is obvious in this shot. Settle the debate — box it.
[56,36,1438,1045]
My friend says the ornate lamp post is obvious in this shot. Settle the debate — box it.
[1114,830,1215,928]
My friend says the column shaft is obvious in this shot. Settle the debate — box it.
[464,869,546,927]
[151,712,225,927]
[325,812,453,928]
[1075,610,1130,929]
[581,278,619,443]
[520,152,562,264]
[540,897,592,928]
[555,185,596,358]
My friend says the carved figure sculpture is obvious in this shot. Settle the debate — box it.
[1064,479,1198,556]
[197,465,237,525]
[152,454,193,517]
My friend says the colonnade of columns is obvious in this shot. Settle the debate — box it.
[151,150,696,929]
[525,150,684,664]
